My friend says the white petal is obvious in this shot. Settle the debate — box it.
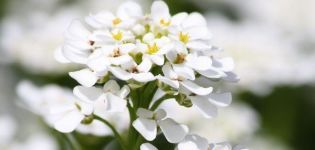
[173,64,195,80]
[85,12,114,28]
[119,43,136,54]
[69,69,98,87]
[65,20,90,40]
[109,67,132,81]
[105,93,127,112]
[143,33,155,44]
[133,118,157,141]
[137,57,153,72]
[208,93,232,107]
[110,55,132,65]
[162,63,178,79]
[151,1,170,22]
[140,143,158,150]
[103,80,120,93]
[117,85,130,98]
[150,55,164,66]
[87,51,110,73]
[62,45,89,64]
[177,134,209,150]
[73,86,103,103]
[190,96,217,118]
[155,109,167,120]
[209,142,232,150]
[213,57,234,72]
[75,100,94,115]
[137,108,154,119]
[222,72,239,82]
[186,26,211,40]
[117,1,143,19]
[171,12,188,26]
[182,13,206,28]
[186,41,211,51]
[93,94,108,117]
[180,80,212,96]
[54,47,70,63]
[185,55,212,71]
[133,73,156,82]
[197,68,224,79]
[165,49,178,62]
[158,118,188,143]
[54,110,84,133]
[156,75,179,89]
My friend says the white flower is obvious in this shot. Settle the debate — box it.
[17,80,128,134]
[140,143,158,150]
[0,115,16,146]
[177,134,244,150]
[109,59,155,82]
[151,1,172,28]
[157,63,213,96]
[168,13,212,52]
[85,1,143,29]
[139,35,173,66]
[59,20,96,64]
[87,43,136,74]
[73,80,129,115]
[51,93,93,133]
[53,79,129,133]
[132,108,188,143]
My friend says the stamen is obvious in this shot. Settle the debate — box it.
[179,32,189,44]
[112,31,123,41]
[160,19,171,26]
[174,53,186,64]
[112,17,122,26]
[147,43,159,55]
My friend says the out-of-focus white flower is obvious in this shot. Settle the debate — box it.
[9,133,57,150]
[177,134,246,150]
[74,80,129,115]
[1,0,150,74]
[206,15,315,94]
[0,9,80,74]
[226,0,315,35]
[247,135,291,150]
[132,108,188,143]
[16,81,128,135]
[0,115,17,147]
[160,100,259,143]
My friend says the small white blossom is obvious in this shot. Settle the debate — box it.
[177,134,246,150]
[133,108,188,143]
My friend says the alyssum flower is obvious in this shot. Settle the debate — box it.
[48,0,241,150]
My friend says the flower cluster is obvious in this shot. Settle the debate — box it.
[53,1,239,150]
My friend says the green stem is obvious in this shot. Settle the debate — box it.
[150,94,175,111]
[94,115,127,150]
[64,133,81,150]
[133,135,144,150]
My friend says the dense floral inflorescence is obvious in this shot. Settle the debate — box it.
[48,1,239,150]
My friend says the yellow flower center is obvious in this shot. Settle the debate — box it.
[147,43,159,55]
[160,19,171,26]
[179,32,189,44]
[112,31,123,41]
[112,17,122,26]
